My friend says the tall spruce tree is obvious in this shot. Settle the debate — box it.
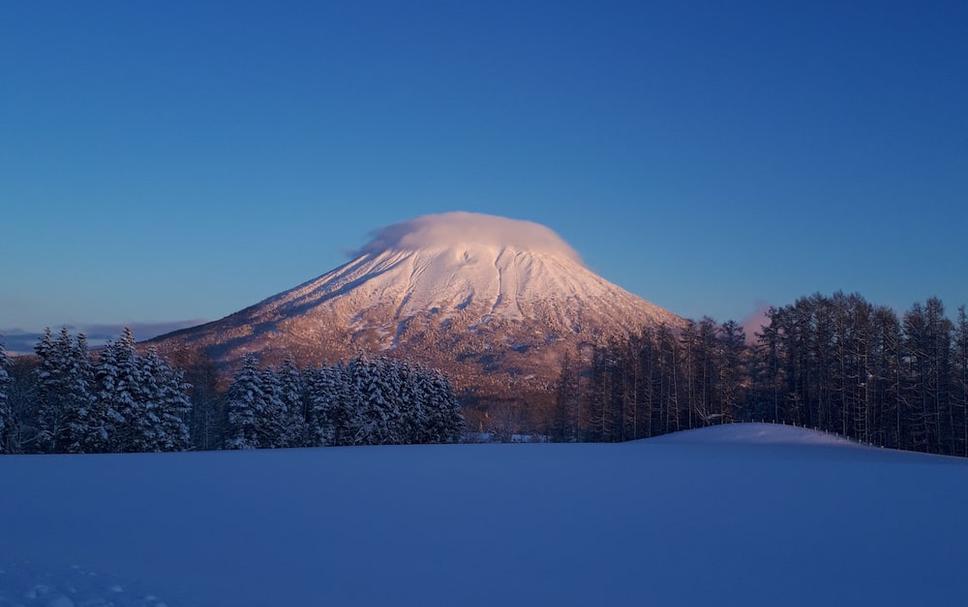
[225,355,266,449]
[955,306,968,456]
[140,347,192,451]
[69,332,99,452]
[307,365,347,446]
[0,339,10,453]
[34,328,62,452]
[258,366,288,448]
[351,356,396,445]
[400,362,424,443]
[717,320,746,424]
[34,328,97,453]
[98,328,152,453]
[178,351,222,451]
[551,352,578,442]
[278,357,308,448]
[428,369,463,443]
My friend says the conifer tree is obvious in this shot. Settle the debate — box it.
[259,366,288,448]
[69,333,99,452]
[278,356,308,448]
[225,355,266,449]
[93,335,121,449]
[34,328,62,452]
[307,365,352,446]
[956,306,968,456]
[428,369,463,443]
[351,356,395,445]
[717,320,747,424]
[140,347,192,451]
[395,361,427,443]
[551,352,578,442]
[99,328,151,453]
[0,339,10,454]
[34,328,97,453]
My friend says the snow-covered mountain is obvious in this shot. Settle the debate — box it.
[150,212,680,398]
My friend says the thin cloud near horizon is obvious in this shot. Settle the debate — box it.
[0,320,206,354]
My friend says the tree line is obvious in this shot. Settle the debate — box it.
[4,291,966,457]
[552,293,968,457]
[222,353,464,449]
[0,330,463,454]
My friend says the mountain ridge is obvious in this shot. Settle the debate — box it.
[148,212,682,401]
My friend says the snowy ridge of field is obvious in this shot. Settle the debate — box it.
[2,423,967,606]
[650,421,858,447]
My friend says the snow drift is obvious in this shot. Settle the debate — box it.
[651,422,858,446]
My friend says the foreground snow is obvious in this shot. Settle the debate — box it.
[2,424,967,606]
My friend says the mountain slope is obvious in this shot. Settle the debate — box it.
[150,212,680,398]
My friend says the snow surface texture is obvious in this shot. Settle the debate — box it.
[651,421,858,446]
[148,212,680,395]
[3,424,966,606]
[0,562,170,607]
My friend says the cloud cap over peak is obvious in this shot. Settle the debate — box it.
[357,212,581,262]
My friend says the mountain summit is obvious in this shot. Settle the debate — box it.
[150,212,680,400]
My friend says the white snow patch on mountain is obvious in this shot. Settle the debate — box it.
[2,425,967,606]
[263,211,667,326]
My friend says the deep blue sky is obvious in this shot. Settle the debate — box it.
[2,1,966,336]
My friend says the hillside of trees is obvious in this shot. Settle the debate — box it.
[554,293,968,457]
[0,329,463,454]
[3,292,967,457]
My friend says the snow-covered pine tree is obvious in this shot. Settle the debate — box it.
[136,348,164,451]
[56,328,95,453]
[93,336,121,449]
[378,358,404,443]
[224,355,265,449]
[427,369,463,443]
[278,356,308,448]
[97,328,151,453]
[340,363,364,445]
[34,328,62,452]
[68,333,99,453]
[303,358,462,447]
[33,328,96,453]
[307,365,350,446]
[159,359,193,452]
[350,356,396,445]
[394,360,427,444]
[258,366,288,449]
[411,366,436,443]
[140,347,192,451]
[0,339,10,453]
[303,367,325,446]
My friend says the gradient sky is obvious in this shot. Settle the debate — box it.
[2,1,966,337]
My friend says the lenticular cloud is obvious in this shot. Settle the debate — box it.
[357,211,582,262]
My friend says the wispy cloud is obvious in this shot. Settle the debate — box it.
[0,320,205,354]
[355,212,582,262]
